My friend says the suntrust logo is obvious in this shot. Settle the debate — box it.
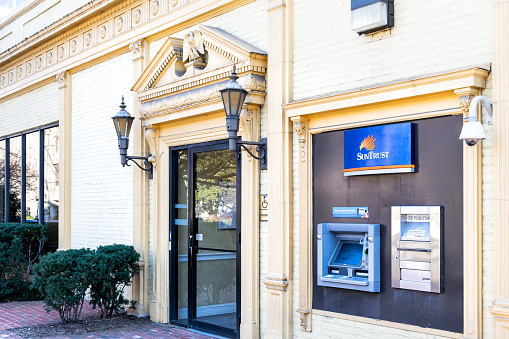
[357,135,389,160]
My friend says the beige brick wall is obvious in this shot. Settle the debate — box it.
[0,80,58,136]
[70,52,134,249]
[292,0,492,101]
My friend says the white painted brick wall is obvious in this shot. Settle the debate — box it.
[292,0,492,101]
[0,81,58,136]
[70,52,134,249]
[171,0,268,53]
[0,0,93,52]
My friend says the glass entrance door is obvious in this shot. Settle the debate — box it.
[170,141,240,339]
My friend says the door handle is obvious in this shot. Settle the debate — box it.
[397,247,431,252]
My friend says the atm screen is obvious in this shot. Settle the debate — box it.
[332,242,363,266]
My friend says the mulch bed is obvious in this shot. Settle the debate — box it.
[9,314,152,338]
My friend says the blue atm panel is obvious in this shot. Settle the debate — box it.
[317,223,380,292]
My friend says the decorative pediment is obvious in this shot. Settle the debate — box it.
[132,25,267,126]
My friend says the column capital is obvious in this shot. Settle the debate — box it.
[454,87,481,120]
[129,39,145,61]
[56,71,67,89]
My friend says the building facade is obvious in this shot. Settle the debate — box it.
[1,0,509,338]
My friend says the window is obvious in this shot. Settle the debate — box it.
[0,123,59,249]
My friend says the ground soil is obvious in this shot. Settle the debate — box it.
[10,314,152,338]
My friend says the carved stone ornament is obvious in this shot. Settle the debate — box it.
[99,25,107,39]
[27,63,32,74]
[116,17,123,32]
[1,76,4,86]
[150,0,159,15]
[84,33,91,46]
[71,40,77,53]
[59,46,64,59]
[296,309,311,331]
[459,94,474,120]
[129,39,144,59]
[133,8,141,24]
[37,57,42,69]
[9,72,13,82]
[170,0,178,6]
[17,67,22,78]
[48,52,53,64]
[183,30,205,64]
[144,128,158,169]
[56,72,66,87]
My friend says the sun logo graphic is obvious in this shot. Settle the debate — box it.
[359,135,376,151]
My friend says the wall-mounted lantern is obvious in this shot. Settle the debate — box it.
[112,97,154,176]
[351,0,394,35]
[459,95,493,147]
[220,65,266,165]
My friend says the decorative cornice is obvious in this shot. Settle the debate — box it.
[145,50,181,89]
[139,73,265,117]
[284,67,489,118]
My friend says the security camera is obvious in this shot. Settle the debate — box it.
[459,120,485,146]
[459,95,493,147]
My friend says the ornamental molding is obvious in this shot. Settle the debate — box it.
[263,276,289,291]
[133,25,267,106]
[0,0,206,90]
[139,73,266,117]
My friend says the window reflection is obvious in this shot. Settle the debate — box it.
[9,137,21,223]
[0,140,4,223]
[44,127,59,251]
[25,132,39,223]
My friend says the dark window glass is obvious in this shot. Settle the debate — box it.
[26,132,39,223]
[0,140,4,223]
[44,127,59,250]
[9,136,21,222]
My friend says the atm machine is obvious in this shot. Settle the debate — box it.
[391,206,443,293]
[317,223,380,292]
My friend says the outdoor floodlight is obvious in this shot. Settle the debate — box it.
[459,95,493,147]
[351,0,394,35]
[112,97,153,176]
[220,65,266,164]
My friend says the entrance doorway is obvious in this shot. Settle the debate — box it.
[170,140,240,338]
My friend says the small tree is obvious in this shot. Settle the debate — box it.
[32,249,94,322]
[89,244,139,317]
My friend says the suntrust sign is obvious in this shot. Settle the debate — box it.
[344,123,415,176]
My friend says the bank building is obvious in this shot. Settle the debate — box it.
[0,0,508,338]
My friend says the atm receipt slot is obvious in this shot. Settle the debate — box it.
[317,223,380,292]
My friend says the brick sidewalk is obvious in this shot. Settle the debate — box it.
[0,301,220,338]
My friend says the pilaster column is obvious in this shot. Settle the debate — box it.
[263,1,293,338]
[240,103,261,338]
[490,0,509,335]
[129,39,150,317]
[57,71,71,250]
[292,117,311,332]
[455,88,482,338]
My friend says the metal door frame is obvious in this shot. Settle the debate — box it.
[169,139,241,339]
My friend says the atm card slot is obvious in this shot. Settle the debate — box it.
[320,275,368,286]
[400,268,431,282]
[400,251,431,262]
[400,260,431,270]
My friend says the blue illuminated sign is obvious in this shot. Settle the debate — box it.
[351,0,382,10]
[344,123,414,176]
[333,207,369,218]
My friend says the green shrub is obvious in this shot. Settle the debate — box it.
[89,244,140,317]
[32,249,94,322]
[0,223,47,302]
